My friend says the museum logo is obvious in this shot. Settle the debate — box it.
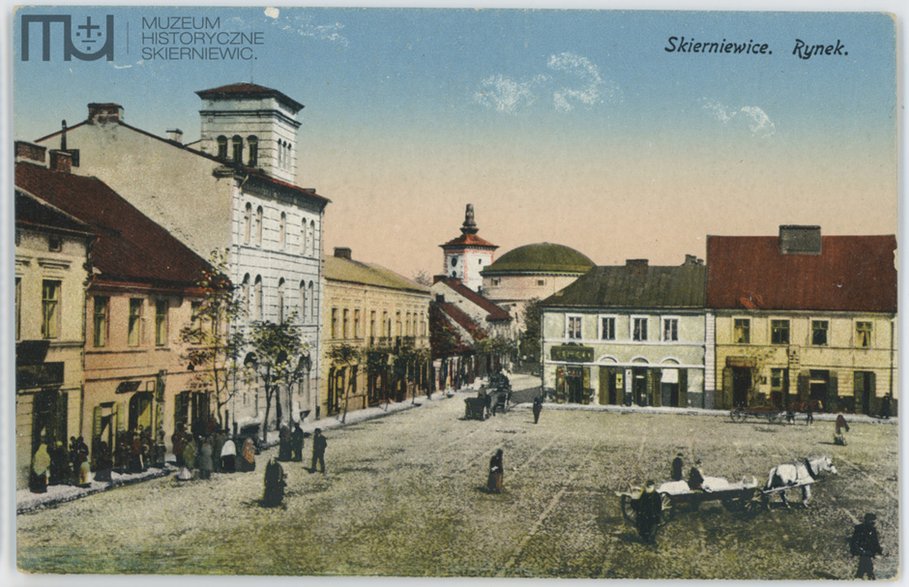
[20,14,115,61]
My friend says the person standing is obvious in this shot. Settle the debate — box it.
[310,428,327,474]
[211,430,224,473]
[94,441,113,483]
[172,423,186,467]
[30,440,51,494]
[239,437,256,472]
[198,437,214,480]
[687,459,705,490]
[291,422,305,462]
[806,401,815,425]
[835,413,850,445]
[220,435,237,473]
[532,396,543,424]
[633,480,663,544]
[182,437,197,475]
[487,449,504,494]
[262,458,286,508]
[278,424,292,462]
[880,393,892,419]
[850,512,883,580]
[671,452,684,482]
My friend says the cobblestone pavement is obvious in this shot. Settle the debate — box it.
[17,390,898,580]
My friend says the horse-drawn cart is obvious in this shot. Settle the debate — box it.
[617,476,762,524]
[730,405,786,424]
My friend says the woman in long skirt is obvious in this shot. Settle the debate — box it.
[487,449,504,494]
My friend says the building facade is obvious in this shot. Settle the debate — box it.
[541,258,707,406]
[34,83,329,430]
[706,226,898,414]
[321,248,431,416]
[14,160,93,489]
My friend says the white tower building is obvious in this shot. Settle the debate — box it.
[439,204,498,292]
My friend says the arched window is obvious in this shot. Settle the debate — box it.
[254,275,263,320]
[279,212,287,250]
[255,206,263,246]
[277,278,285,323]
[309,220,316,256]
[232,135,243,163]
[243,203,252,245]
[247,136,258,167]
[286,143,292,170]
[217,135,228,159]
[241,274,251,317]
[308,281,315,321]
[300,220,307,254]
[299,280,307,321]
[277,140,284,168]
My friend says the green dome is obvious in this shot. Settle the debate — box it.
[482,242,595,276]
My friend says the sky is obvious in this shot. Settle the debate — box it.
[12,6,897,279]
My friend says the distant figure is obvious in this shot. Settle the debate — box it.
[198,437,214,480]
[806,401,814,425]
[633,480,663,544]
[291,423,305,462]
[850,512,883,580]
[532,396,543,424]
[128,431,144,473]
[30,440,51,494]
[74,436,90,482]
[785,407,796,425]
[49,440,69,485]
[278,424,292,461]
[94,441,113,483]
[671,452,684,482]
[220,436,237,473]
[688,459,705,491]
[487,449,504,494]
[172,424,187,467]
[834,414,850,446]
[239,437,256,472]
[211,430,225,473]
[262,458,286,508]
[182,438,197,473]
[880,393,892,420]
[310,428,327,474]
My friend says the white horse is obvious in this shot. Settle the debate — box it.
[765,455,837,507]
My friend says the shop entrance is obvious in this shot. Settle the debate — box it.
[854,371,875,415]
[809,370,830,410]
[566,367,585,403]
[732,367,751,407]
[598,367,622,405]
[32,388,67,456]
[632,368,648,406]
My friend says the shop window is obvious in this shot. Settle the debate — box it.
[771,319,790,345]
[811,320,829,346]
[42,280,61,339]
[734,318,750,343]
[771,368,785,391]
[856,321,873,348]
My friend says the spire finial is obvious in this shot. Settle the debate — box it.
[461,203,478,235]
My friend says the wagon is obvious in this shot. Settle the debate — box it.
[617,476,762,524]
[730,405,786,424]
[464,397,489,420]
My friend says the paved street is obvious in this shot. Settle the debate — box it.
[17,392,898,580]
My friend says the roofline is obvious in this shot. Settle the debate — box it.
[325,276,430,296]
[439,243,499,249]
[90,277,207,297]
[481,268,591,277]
[540,304,706,311]
[196,86,304,112]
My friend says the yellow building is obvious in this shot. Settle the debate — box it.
[706,226,897,414]
[14,148,93,489]
[321,248,431,417]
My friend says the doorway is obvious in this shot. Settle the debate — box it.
[854,371,875,415]
[732,367,751,407]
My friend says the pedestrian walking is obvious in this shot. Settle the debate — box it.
[278,424,292,461]
[211,430,224,473]
[487,449,504,494]
[850,512,883,579]
[198,437,214,480]
[806,401,814,425]
[261,458,286,508]
[880,393,892,419]
[239,437,256,472]
[834,413,850,446]
[687,459,705,490]
[220,435,237,473]
[291,422,305,462]
[785,407,796,424]
[671,452,684,482]
[310,428,327,474]
[128,430,144,473]
[532,396,543,424]
[30,440,51,494]
[633,480,663,544]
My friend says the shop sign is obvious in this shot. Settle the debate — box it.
[16,362,64,388]
[726,356,757,368]
[116,380,142,394]
[551,345,594,362]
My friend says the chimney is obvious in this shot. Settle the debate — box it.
[333,247,352,260]
[49,150,73,174]
[433,274,447,284]
[88,103,124,124]
[625,259,649,267]
[683,254,704,266]
[435,293,445,303]
[166,128,184,143]
[779,225,822,255]
[15,141,46,164]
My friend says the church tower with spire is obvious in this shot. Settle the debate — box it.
[439,204,498,292]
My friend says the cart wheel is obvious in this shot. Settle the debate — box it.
[660,492,673,524]
[730,409,746,423]
[768,412,781,424]
[742,489,765,515]
[620,494,637,524]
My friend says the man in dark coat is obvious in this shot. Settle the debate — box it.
[532,396,543,424]
[291,423,305,462]
[278,424,292,461]
[851,512,883,579]
[633,480,663,544]
[688,459,705,490]
[172,423,186,467]
[310,428,327,474]
[262,458,286,507]
[805,401,814,425]
[880,393,892,419]
[671,452,684,482]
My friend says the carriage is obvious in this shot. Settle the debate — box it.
[729,405,786,424]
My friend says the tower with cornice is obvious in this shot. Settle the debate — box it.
[439,204,498,292]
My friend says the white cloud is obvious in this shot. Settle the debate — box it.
[473,74,545,114]
[547,52,608,112]
[268,13,349,47]
[702,99,775,137]
[264,7,280,20]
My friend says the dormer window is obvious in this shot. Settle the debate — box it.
[248,136,258,167]
[232,135,243,163]
[217,135,228,159]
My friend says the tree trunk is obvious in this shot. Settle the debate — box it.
[341,364,352,423]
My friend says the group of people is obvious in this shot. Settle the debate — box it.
[172,424,257,481]
[30,433,134,493]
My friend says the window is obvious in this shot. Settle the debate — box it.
[15,277,21,341]
[49,235,62,252]
[254,276,263,320]
[216,135,228,159]
[255,207,263,246]
[241,274,251,317]
[662,317,679,342]
[856,321,873,348]
[770,368,786,392]
[811,320,829,346]
[41,280,61,339]
[491,278,500,286]
[190,301,202,332]
[632,317,648,341]
[309,221,316,255]
[286,143,292,170]
[382,311,389,337]
[396,312,402,337]
[243,203,252,245]
[128,298,143,346]
[770,319,790,345]
[301,222,307,255]
[247,136,258,167]
[567,315,583,340]
[278,140,284,168]
[231,135,243,163]
[279,212,286,250]
[370,311,376,339]
[299,280,307,321]
[536,279,545,286]
[734,318,750,343]
[277,278,285,323]
[354,309,361,338]
[600,316,616,340]
[92,296,109,347]
[155,299,168,346]
[450,256,458,267]
[308,281,315,322]
[331,308,338,338]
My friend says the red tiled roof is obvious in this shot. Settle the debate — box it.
[437,302,488,341]
[196,82,304,112]
[437,277,511,322]
[706,235,897,312]
[15,162,212,289]
[15,189,93,237]
[440,233,498,249]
